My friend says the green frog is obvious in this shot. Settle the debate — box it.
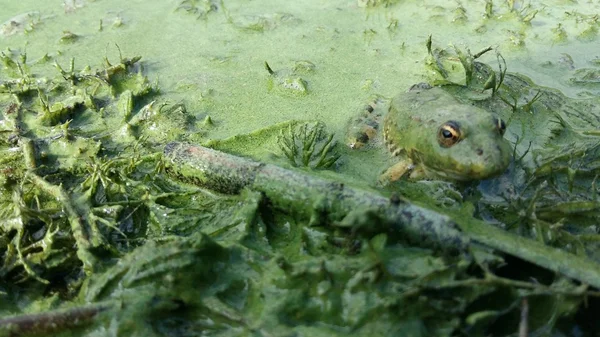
[347,84,512,183]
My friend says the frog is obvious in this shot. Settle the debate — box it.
[347,83,512,183]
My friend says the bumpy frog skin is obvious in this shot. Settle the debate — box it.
[349,84,512,182]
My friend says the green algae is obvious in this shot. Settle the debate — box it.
[2,0,600,336]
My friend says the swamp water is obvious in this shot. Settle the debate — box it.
[2,0,600,336]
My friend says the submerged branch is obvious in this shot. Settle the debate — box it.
[0,302,111,337]
[164,142,470,253]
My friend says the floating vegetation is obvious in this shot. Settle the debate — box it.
[451,3,468,24]
[516,3,538,23]
[59,30,80,44]
[357,0,401,8]
[223,7,301,32]
[0,12,40,37]
[570,68,600,85]
[426,35,502,91]
[63,0,86,13]
[578,23,598,41]
[0,49,169,284]
[292,60,316,74]
[264,61,309,95]
[277,121,340,169]
[552,23,568,43]
[0,51,37,94]
[175,0,219,19]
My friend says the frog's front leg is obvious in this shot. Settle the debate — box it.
[378,159,414,185]
[378,160,429,185]
[407,165,428,180]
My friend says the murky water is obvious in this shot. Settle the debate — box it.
[3,1,598,133]
[3,2,600,334]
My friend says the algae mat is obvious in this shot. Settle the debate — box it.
[2,1,600,336]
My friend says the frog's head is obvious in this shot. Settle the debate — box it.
[416,115,512,181]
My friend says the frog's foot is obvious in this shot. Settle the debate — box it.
[378,160,421,186]
[346,97,386,149]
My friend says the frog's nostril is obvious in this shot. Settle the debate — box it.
[476,148,484,156]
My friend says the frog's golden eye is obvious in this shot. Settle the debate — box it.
[437,121,461,148]
[494,117,506,136]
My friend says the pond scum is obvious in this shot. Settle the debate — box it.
[3,40,600,336]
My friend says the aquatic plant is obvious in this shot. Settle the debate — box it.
[175,0,219,19]
[357,0,401,8]
[277,121,340,169]
[426,35,506,91]
[264,61,309,95]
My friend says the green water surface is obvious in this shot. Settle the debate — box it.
[3,1,600,336]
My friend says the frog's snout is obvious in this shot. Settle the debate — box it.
[469,142,512,178]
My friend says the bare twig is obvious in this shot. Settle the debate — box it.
[164,142,469,253]
[0,302,111,337]
[519,297,529,337]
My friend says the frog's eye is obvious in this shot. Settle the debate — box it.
[437,121,461,148]
[494,117,506,136]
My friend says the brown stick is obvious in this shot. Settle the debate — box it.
[164,142,471,253]
[0,303,110,337]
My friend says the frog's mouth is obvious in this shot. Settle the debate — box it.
[423,162,506,182]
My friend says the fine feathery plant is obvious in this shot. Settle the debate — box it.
[277,121,340,169]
